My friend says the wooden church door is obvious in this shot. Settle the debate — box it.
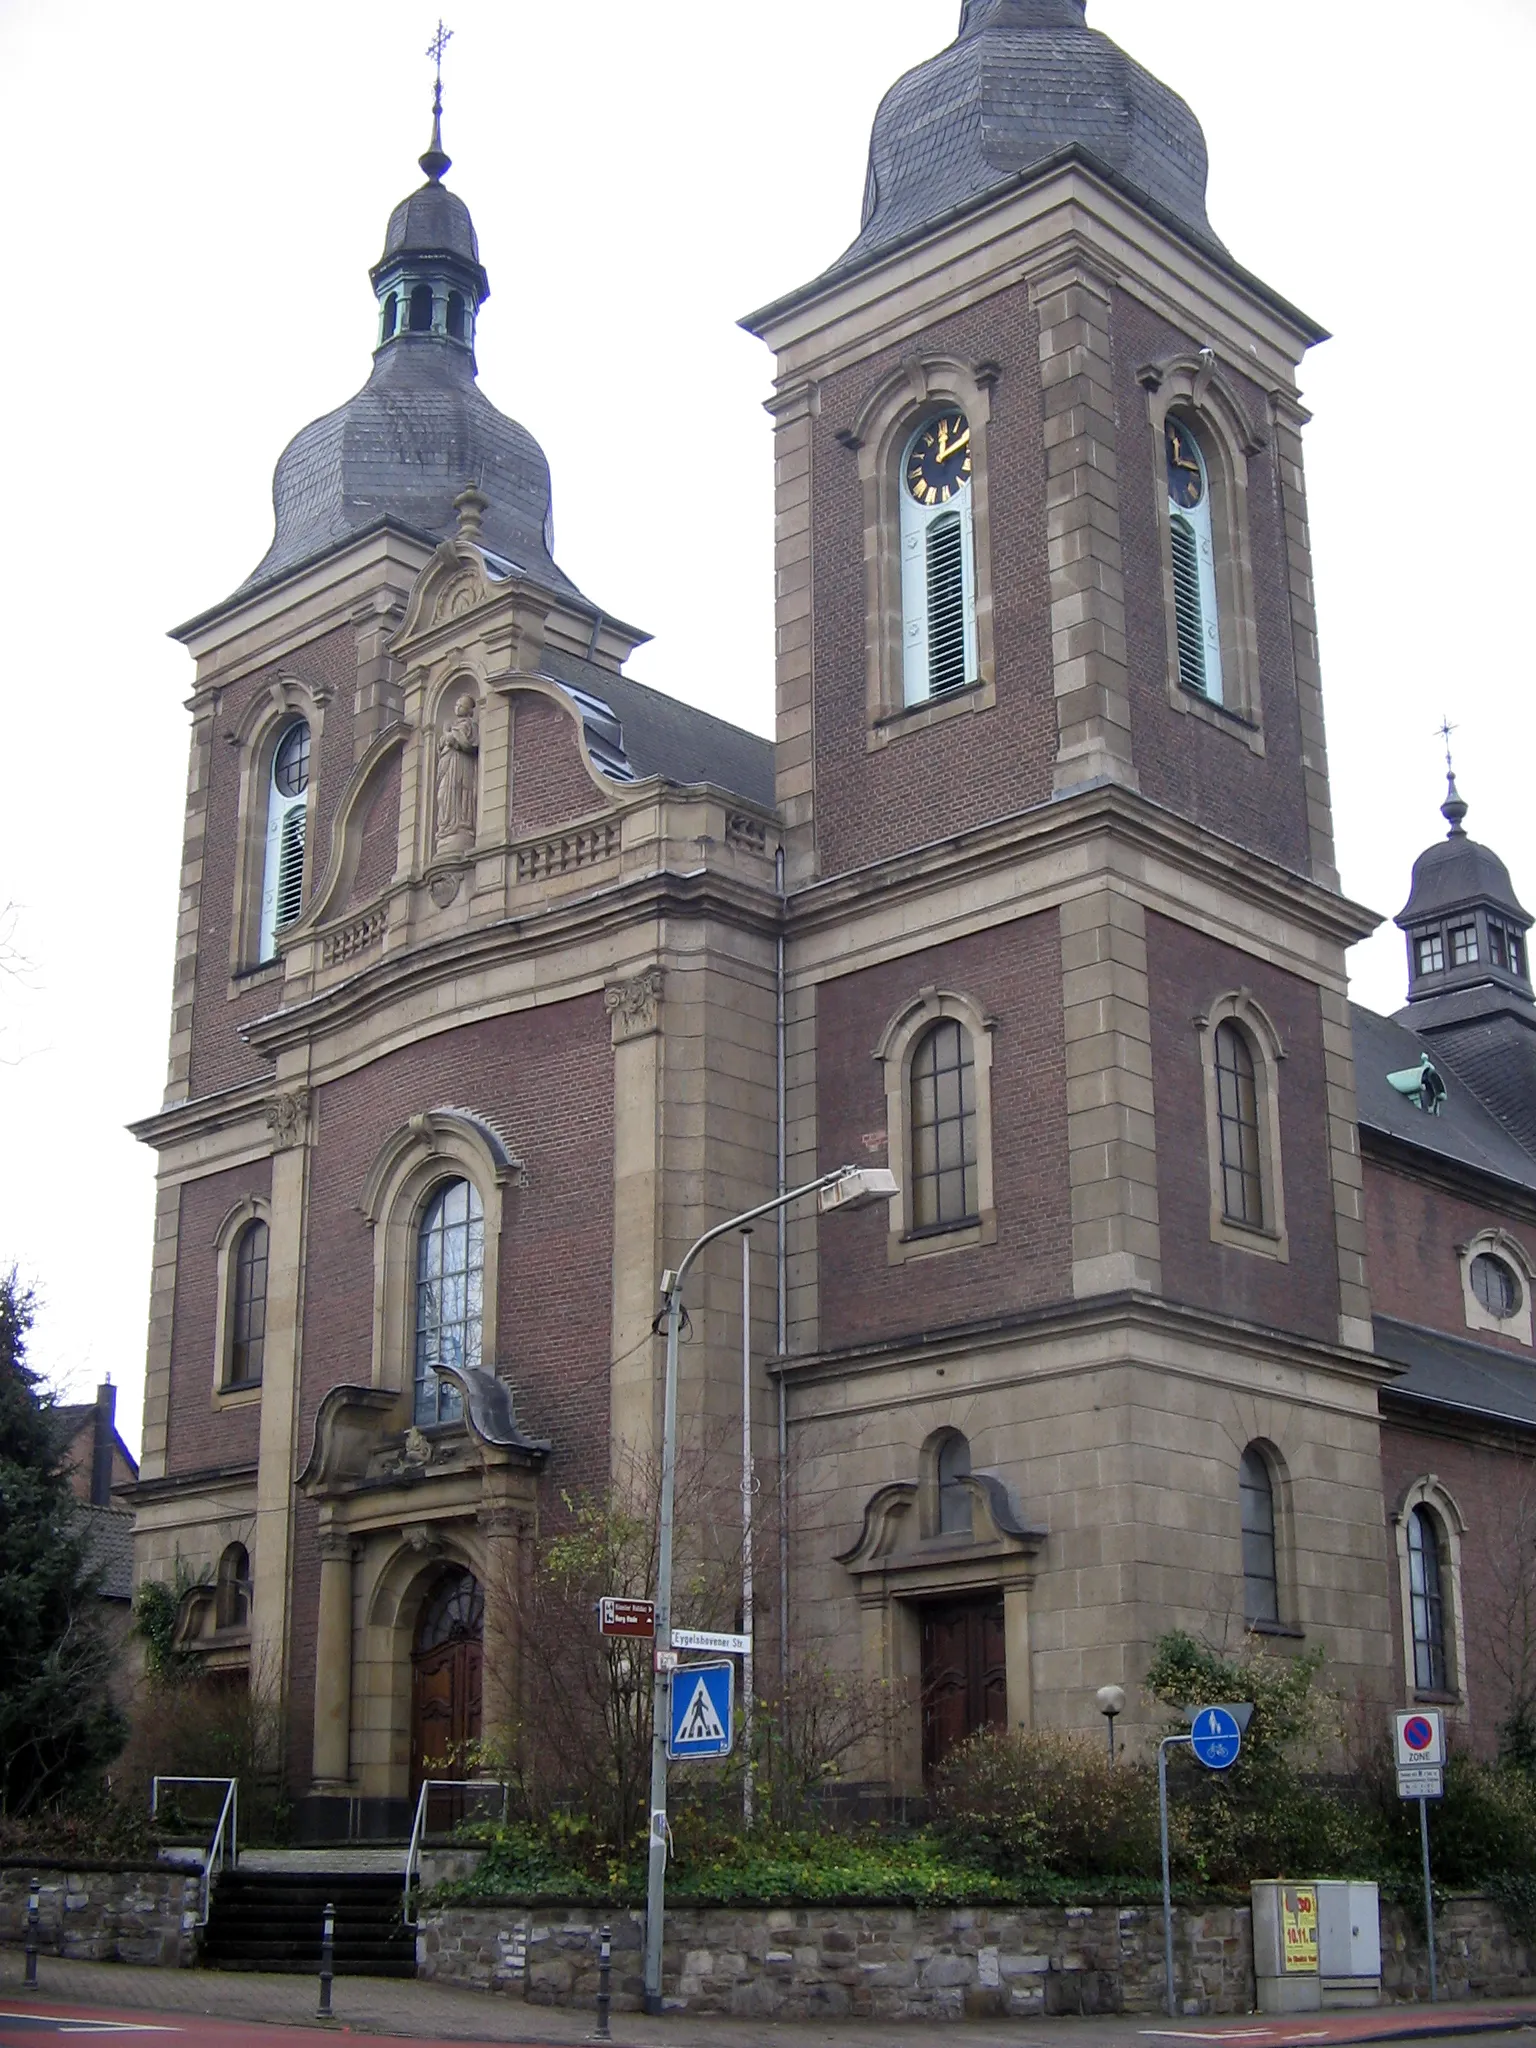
[920,1593,1007,1779]
[410,1569,484,1802]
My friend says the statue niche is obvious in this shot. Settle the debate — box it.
[434,693,480,854]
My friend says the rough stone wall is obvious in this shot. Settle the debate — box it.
[0,1866,199,1968]
[1381,1897,1536,2002]
[418,1900,1255,2018]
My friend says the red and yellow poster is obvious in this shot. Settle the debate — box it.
[1281,1886,1319,1973]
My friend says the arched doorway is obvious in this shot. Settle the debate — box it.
[410,1568,483,1801]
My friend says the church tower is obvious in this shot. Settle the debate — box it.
[746,0,1396,1774]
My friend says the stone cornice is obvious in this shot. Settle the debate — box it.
[786,780,1380,960]
[128,1462,260,1504]
[129,1078,274,1153]
[241,863,782,1063]
[771,1290,1402,1398]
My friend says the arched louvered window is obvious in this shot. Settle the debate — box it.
[408,282,434,333]
[910,1019,979,1232]
[1240,1446,1279,1625]
[936,1432,973,1537]
[446,291,466,341]
[380,291,398,342]
[215,1543,251,1631]
[1408,1506,1447,1692]
[1214,1020,1262,1227]
[1165,415,1223,705]
[414,1177,484,1426]
[900,412,977,705]
[259,720,309,960]
[227,1220,269,1388]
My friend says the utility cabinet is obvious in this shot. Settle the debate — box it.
[1251,1880,1380,2013]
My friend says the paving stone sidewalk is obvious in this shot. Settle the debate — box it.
[2,1957,1534,2048]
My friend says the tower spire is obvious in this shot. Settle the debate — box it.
[1436,716,1468,837]
[420,20,453,184]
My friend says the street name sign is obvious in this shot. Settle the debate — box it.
[671,1628,752,1655]
[667,1661,734,1759]
[599,1597,656,1639]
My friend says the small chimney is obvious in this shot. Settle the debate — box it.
[92,1383,116,1507]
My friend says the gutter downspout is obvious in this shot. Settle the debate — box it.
[775,844,789,1700]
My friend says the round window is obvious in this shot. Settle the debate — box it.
[1471,1252,1523,1320]
[273,721,310,799]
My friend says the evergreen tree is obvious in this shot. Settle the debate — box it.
[0,1271,125,1813]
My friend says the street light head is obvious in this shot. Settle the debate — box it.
[818,1166,899,1213]
[1096,1685,1127,1720]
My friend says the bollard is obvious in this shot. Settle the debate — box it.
[25,1885,39,1989]
[317,1900,335,2019]
[595,1923,612,2041]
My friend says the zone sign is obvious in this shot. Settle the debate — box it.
[1394,1709,1445,1768]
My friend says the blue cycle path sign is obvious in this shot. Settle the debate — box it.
[1189,1705,1242,1770]
[667,1660,734,1759]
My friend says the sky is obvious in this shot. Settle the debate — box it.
[0,0,1532,1455]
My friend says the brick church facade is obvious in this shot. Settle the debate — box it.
[131,0,1536,1832]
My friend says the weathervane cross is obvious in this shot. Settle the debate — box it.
[1436,715,1458,776]
[427,19,454,81]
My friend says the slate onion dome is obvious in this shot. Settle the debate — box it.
[839,0,1219,276]
[234,87,578,605]
[1396,775,1534,1004]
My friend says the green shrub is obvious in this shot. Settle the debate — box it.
[931,1728,1156,1878]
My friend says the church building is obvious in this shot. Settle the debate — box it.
[130,0,1536,1833]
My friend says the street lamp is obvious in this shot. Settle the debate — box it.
[1096,1684,1126,1761]
[642,1164,898,2013]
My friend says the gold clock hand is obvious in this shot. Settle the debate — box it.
[934,421,950,464]
[943,427,971,461]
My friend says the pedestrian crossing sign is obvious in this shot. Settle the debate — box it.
[667,1660,734,1758]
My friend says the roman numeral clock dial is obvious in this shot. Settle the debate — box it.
[906,412,972,505]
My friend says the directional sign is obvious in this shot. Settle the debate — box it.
[671,1628,752,1656]
[667,1661,734,1759]
[1189,1705,1243,1770]
[1394,1708,1444,1767]
[599,1597,656,1639]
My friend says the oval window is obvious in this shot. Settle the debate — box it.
[1471,1252,1523,1321]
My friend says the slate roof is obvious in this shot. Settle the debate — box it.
[381,180,482,271]
[1351,1002,1536,1195]
[1397,829,1531,929]
[536,647,775,810]
[1375,1317,1536,1435]
[831,0,1217,282]
[234,340,581,608]
[81,1508,136,1604]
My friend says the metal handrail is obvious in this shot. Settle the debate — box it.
[151,1774,238,1928]
[403,1778,507,1926]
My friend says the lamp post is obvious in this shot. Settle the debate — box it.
[1096,1684,1126,1761]
[642,1164,898,2014]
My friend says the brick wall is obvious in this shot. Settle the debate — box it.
[164,1160,271,1478]
[806,283,1055,880]
[1144,913,1339,1344]
[188,624,356,1099]
[1112,293,1314,876]
[1366,1158,1536,1357]
[815,915,1072,1349]
[1380,1414,1536,1752]
[510,695,608,838]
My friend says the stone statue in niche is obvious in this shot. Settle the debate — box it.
[434,694,479,852]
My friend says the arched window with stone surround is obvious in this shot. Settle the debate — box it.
[936,1433,973,1538]
[414,1177,484,1426]
[1215,1021,1263,1227]
[1240,1446,1279,1626]
[909,1019,979,1233]
[215,1543,251,1631]
[227,1220,269,1389]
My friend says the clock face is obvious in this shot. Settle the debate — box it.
[905,412,973,506]
[1165,417,1205,509]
